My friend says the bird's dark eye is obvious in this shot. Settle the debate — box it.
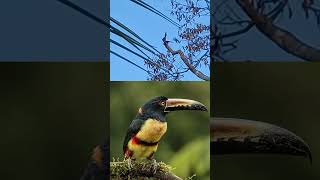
[159,101,166,106]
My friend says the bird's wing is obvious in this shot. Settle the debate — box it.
[122,119,144,153]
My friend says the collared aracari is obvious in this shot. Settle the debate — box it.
[80,114,311,179]
[211,117,312,161]
[123,96,207,160]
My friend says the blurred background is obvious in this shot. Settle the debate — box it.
[0,63,108,180]
[212,63,320,180]
[0,0,107,61]
[110,81,210,179]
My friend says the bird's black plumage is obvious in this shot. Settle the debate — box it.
[122,96,207,159]
[122,119,145,154]
[122,96,169,157]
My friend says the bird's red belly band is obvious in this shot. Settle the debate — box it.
[131,136,159,146]
[125,147,133,158]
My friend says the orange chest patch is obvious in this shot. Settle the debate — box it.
[136,119,167,142]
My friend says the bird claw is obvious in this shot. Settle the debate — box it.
[126,158,133,170]
[151,159,158,174]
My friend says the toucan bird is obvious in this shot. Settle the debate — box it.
[80,117,311,180]
[211,117,312,161]
[123,96,207,160]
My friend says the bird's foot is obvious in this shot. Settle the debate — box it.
[150,159,158,174]
[125,158,133,170]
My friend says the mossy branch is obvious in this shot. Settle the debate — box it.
[110,159,182,180]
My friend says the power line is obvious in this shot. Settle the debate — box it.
[55,0,109,27]
[110,50,151,74]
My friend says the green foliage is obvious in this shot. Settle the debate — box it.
[111,159,180,179]
[169,136,210,180]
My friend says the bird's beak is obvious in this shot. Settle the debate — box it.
[210,117,312,162]
[164,98,207,112]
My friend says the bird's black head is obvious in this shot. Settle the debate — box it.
[136,96,168,121]
[136,96,207,121]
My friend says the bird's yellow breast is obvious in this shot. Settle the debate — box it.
[136,118,167,142]
[128,141,158,159]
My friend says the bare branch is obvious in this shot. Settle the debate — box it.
[237,0,320,61]
[162,34,210,81]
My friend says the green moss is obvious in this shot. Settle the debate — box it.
[110,158,181,180]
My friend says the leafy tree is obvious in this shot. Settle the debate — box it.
[112,0,320,81]
[111,0,210,81]
[57,0,320,81]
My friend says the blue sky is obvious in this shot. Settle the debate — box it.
[110,0,320,81]
[0,0,106,61]
[110,0,210,81]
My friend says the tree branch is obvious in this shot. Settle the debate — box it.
[237,0,320,61]
[162,34,210,81]
[111,160,182,180]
